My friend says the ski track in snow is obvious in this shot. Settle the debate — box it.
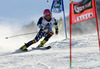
[0,34,100,69]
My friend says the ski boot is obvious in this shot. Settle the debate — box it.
[37,40,47,48]
[19,45,28,52]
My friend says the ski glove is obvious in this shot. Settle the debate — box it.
[55,28,58,35]
[37,24,43,29]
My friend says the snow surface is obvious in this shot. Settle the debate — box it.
[0,33,100,69]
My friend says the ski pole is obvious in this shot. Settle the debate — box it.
[5,32,37,39]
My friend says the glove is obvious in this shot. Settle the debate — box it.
[55,28,58,35]
[38,24,43,29]
[39,25,43,28]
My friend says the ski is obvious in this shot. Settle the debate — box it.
[14,46,51,53]
[32,46,51,50]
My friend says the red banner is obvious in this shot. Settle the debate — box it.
[69,0,100,67]
[70,0,96,24]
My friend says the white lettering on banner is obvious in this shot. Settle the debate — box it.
[52,9,62,13]
[75,13,94,22]
[74,1,92,13]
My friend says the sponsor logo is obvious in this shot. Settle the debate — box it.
[74,0,92,14]
[54,1,61,8]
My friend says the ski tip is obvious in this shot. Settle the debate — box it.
[46,46,51,49]
[14,49,27,53]
[5,37,8,39]
[32,46,51,50]
[15,49,23,53]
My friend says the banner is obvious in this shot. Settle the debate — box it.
[51,0,64,13]
[51,0,67,38]
[70,0,100,68]
[70,0,96,24]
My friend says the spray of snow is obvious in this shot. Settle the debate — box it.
[0,21,29,53]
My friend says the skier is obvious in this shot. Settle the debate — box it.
[19,9,58,51]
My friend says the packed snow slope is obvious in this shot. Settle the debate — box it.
[0,33,100,69]
[0,0,100,69]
